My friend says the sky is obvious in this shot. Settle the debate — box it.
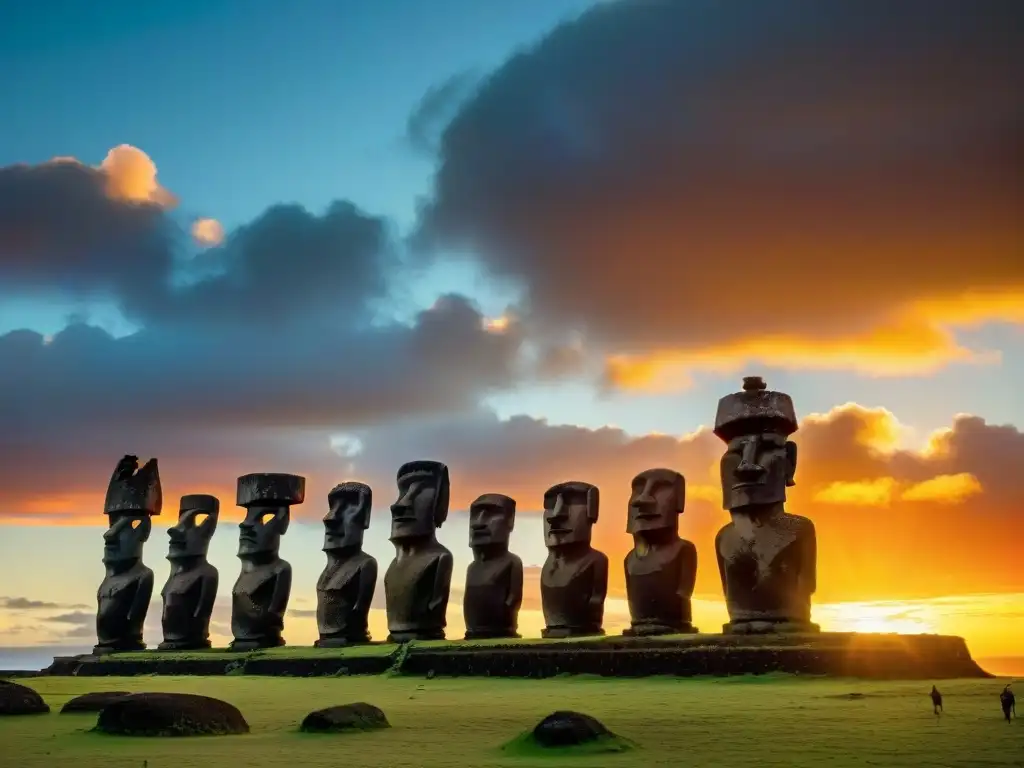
[1,0,1022,672]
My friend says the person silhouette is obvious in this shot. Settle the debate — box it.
[1000,685,1015,723]
[930,685,943,715]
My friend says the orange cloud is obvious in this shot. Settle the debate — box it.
[97,144,177,207]
[813,478,896,506]
[901,472,983,503]
[191,217,225,246]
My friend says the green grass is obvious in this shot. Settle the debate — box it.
[2,674,1020,767]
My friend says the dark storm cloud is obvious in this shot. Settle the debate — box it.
[414,0,1024,372]
[0,150,530,517]
[0,159,172,302]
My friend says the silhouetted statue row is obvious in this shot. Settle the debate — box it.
[93,376,819,653]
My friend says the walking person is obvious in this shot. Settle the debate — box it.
[1000,685,1015,723]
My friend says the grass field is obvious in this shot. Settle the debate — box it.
[3,674,1020,768]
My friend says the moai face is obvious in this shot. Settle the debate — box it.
[237,505,289,556]
[468,494,516,548]
[167,495,219,560]
[543,481,598,548]
[102,513,152,563]
[390,460,450,542]
[324,482,372,551]
[719,431,797,510]
[627,468,684,535]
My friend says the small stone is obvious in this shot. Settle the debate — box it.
[532,710,611,747]
[0,680,50,715]
[300,702,390,733]
[61,691,131,713]
[95,692,249,736]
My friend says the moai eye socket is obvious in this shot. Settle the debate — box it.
[259,512,276,526]
[194,513,209,528]
[130,519,141,530]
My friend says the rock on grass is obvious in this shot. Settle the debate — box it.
[0,680,49,715]
[502,710,634,756]
[300,702,390,733]
[94,692,249,736]
[61,691,131,713]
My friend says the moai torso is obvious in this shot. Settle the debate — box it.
[159,494,220,651]
[384,461,454,642]
[713,377,819,634]
[463,493,523,639]
[229,473,304,650]
[95,455,161,654]
[622,468,698,636]
[315,482,377,647]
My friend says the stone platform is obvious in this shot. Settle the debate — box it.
[38,632,990,680]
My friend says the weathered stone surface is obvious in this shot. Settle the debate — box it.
[230,473,303,650]
[464,493,523,639]
[236,473,305,507]
[94,692,249,736]
[540,481,608,638]
[532,710,610,747]
[96,455,160,654]
[384,460,453,642]
[60,691,131,713]
[623,468,698,636]
[714,377,819,634]
[159,494,220,651]
[316,482,377,647]
[299,702,390,732]
[0,680,49,715]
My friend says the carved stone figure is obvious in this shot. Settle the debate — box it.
[383,460,453,642]
[713,376,819,634]
[229,473,304,650]
[463,493,523,639]
[95,455,161,654]
[315,482,377,647]
[158,494,220,651]
[623,468,698,636]
[540,481,608,638]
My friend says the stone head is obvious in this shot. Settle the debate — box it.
[714,377,798,510]
[167,494,220,560]
[627,468,684,536]
[468,493,516,548]
[324,481,372,551]
[390,460,449,541]
[102,513,152,563]
[104,455,162,518]
[543,481,599,548]
[236,473,305,556]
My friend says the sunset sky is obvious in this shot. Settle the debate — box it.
[1,0,1022,673]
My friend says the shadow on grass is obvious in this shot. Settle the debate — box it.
[500,730,637,758]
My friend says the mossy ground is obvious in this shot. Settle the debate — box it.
[2,674,1020,767]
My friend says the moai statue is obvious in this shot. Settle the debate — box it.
[540,481,608,638]
[623,468,699,636]
[95,455,161,654]
[158,494,220,651]
[463,493,523,639]
[229,473,304,650]
[383,460,453,642]
[714,376,819,634]
[315,482,378,647]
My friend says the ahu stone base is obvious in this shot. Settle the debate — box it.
[43,632,990,680]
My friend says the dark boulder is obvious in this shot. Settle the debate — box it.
[94,692,249,736]
[300,702,390,733]
[61,691,132,713]
[532,710,611,747]
[0,680,49,715]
